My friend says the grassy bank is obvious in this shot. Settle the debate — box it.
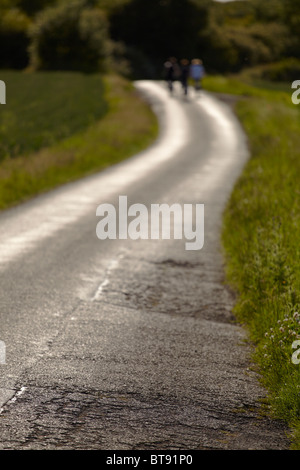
[0,71,158,209]
[204,75,300,448]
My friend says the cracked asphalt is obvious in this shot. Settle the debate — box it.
[0,81,291,450]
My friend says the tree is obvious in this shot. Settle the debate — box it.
[29,0,111,72]
[200,0,290,73]
[283,0,300,58]
[109,0,210,78]
[16,0,57,16]
[0,7,31,69]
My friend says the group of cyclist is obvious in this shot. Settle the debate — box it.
[163,57,205,96]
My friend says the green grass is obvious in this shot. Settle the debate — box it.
[0,71,108,160]
[0,72,158,208]
[204,75,300,448]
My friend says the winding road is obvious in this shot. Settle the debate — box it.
[0,81,290,449]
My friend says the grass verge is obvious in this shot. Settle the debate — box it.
[203,74,300,449]
[0,72,158,209]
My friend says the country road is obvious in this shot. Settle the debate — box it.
[0,81,291,450]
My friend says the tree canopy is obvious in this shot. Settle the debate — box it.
[0,0,298,78]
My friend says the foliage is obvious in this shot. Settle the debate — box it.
[109,0,209,78]
[201,0,289,72]
[204,75,300,447]
[0,7,31,69]
[1,0,300,76]
[283,0,300,57]
[29,0,111,72]
[16,0,57,16]
[243,58,300,83]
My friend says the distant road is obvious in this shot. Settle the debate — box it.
[0,81,290,449]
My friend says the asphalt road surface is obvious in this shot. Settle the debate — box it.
[0,81,291,450]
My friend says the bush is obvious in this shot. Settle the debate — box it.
[0,8,31,69]
[29,0,111,73]
[202,21,289,73]
[258,58,300,82]
[15,0,57,16]
[240,58,300,83]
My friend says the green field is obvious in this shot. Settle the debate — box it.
[0,71,158,208]
[203,75,300,448]
[0,71,108,160]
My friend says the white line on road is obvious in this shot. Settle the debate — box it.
[91,254,124,301]
[0,387,27,413]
